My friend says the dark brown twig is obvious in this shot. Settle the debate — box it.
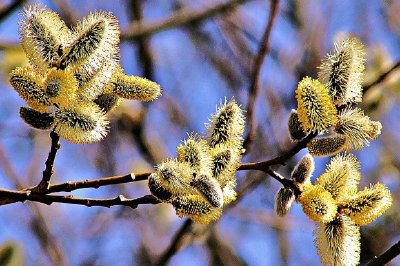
[155,219,194,266]
[244,0,279,150]
[0,0,26,22]
[121,0,248,40]
[363,60,400,94]
[366,240,400,266]
[33,131,60,192]
[0,188,160,208]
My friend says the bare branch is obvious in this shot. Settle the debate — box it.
[244,0,280,150]
[33,131,60,193]
[363,60,400,94]
[0,0,26,22]
[366,240,400,266]
[121,0,249,40]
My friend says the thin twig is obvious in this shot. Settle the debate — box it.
[366,240,400,266]
[363,60,400,94]
[244,0,279,150]
[121,0,248,40]
[155,219,194,266]
[0,188,160,208]
[0,0,26,22]
[33,131,60,192]
[46,172,151,193]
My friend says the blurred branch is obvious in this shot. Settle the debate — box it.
[33,131,60,193]
[366,240,400,266]
[0,0,25,22]
[51,0,79,27]
[0,189,160,208]
[155,219,194,266]
[121,0,249,40]
[244,0,279,150]
[363,60,400,93]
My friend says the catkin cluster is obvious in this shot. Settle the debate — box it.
[300,154,391,266]
[10,5,161,143]
[289,38,381,156]
[148,100,245,224]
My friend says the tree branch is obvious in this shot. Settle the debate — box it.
[0,188,160,208]
[0,0,26,22]
[363,60,400,94]
[33,131,60,193]
[244,0,279,150]
[121,0,249,40]
[366,240,400,266]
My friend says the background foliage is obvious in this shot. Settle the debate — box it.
[0,0,399,265]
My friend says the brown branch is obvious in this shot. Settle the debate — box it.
[366,240,400,266]
[244,0,279,151]
[0,188,160,208]
[33,131,60,192]
[46,172,151,193]
[121,0,249,40]
[155,219,194,266]
[363,60,400,94]
[0,0,26,22]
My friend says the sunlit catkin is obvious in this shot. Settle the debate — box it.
[93,92,120,113]
[172,195,222,224]
[335,108,381,150]
[10,67,50,112]
[53,101,109,143]
[318,38,365,106]
[274,188,295,217]
[307,134,347,157]
[148,173,173,201]
[177,135,211,172]
[291,154,314,184]
[111,67,162,101]
[295,77,338,133]
[44,68,78,107]
[61,11,120,77]
[19,4,71,71]
[20,107,54,130]
[314,214,360,266]
[288,109,308,141]
[342,183,392,226]
[298,185,337,223]
[316,153,360,201]
[207,99,245,148]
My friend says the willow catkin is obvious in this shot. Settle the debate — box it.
[20,107,54,130]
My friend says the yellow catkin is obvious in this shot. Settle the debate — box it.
[191,174,223,208]
[172,194,222,224]
[318,37,365,106]
[296,77,338,133]
[274,187,295,217]
[177,135,211,173]
[9,67,50,112]
[62,11,120,77]
[148,173,173,202]
[19,4,71,71]
[44,68,78,107]
[208,145,241,187]
[316,153,360,201]
[335,108,381,151]
[53,100,109,143]
[342,183,392,226]
[19,107,54,130]
[93,92,121,113]
[307,134,347,157]
[288,109,308,141]
[314,214,360,266]
[111,66,162,101]
[298,185,337,223]
[221,179,237,205]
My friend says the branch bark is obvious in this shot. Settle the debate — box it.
[366,240,400,266]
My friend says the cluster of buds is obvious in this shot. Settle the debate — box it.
[10,5,161,143]
[148,100,245,224]
[289,38,381,156]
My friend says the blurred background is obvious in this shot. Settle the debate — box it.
[0,0,399,265]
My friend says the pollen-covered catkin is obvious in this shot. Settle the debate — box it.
[172,195,222,224]
[44,68,78,106]
[93,92,120,113]
[314,214,360,266]
[316,153,360,201]
[318,38,365,106]
[288,109,308,141]
[342,183,392,226]
[148,173,173,201]
[177,136,211,172]
[295,77,338,133]
[20,107,54,130]
[53,101,109,143]
[274,188,295,217]
[298,185,337,223]
[291,154,314,184]
[307,134,347,157]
